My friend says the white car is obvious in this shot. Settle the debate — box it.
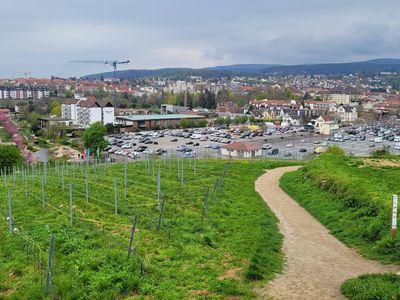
[121,143,133,149]
[286,143,294,147]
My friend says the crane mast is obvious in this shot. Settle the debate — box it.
[69,59,130,109]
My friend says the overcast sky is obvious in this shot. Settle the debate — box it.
[1,0,399,77]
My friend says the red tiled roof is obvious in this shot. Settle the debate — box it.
[222,142,261,151]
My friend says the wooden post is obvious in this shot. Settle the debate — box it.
[127,215,138,260]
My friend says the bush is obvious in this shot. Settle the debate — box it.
[341,273,400,300]
[371,148,390,157]
[326,145,345,156]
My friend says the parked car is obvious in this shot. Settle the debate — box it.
[268,148,279,155]
[299,148,307,152]
[171,138,178,142]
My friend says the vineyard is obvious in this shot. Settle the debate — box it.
[0,158,295,299]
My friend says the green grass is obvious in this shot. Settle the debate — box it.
[341,273,400,300]
[0,126,10,142]
[0,158,297,299]
[279,150,400,299]
[280,151,400,263]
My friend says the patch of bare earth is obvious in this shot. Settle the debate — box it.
[362,158,400,167]
[254,166,398,300]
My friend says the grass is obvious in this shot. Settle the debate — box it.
[280,149,400,299]
[0,126,10,142]
[0,158,297,299]
[341,273,400,300]
[280,150,400,263]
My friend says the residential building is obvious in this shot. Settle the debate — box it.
[61,98,114,127]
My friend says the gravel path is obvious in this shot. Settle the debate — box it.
[255,166,398,300]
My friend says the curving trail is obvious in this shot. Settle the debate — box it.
[255,166,398,300]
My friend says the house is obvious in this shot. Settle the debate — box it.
[281,113,302,127]
[221,142,262,159]
[336,106,357,122]
[314,115,339,135]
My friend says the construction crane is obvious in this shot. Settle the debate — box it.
[69,59,130,108]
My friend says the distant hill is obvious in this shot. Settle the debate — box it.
[83,59,400,80]
[262,59,400,75]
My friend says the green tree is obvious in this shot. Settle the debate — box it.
[0,145,23,172]
[214,117,225,126]
[65,90,74,98]
[50,101,61,116]
[82,122,108,153]
[197,119,208,127]
[225,116,232,128]
[179,119,190,128]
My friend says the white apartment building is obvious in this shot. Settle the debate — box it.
[328,93,351,105]
[61,98,114,127]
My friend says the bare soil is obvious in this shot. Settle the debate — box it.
[362,158,400,167]
[255,166,398,300]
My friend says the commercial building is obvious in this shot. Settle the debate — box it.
[115,114,205,131]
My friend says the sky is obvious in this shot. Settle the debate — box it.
[1,0,399,77]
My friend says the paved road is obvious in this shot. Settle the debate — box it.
[255,166,398,300]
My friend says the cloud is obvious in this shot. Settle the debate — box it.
[0,0,399,77]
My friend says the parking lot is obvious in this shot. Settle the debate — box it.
[105,123,400,161]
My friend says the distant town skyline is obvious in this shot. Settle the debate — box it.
[1,0,399,77]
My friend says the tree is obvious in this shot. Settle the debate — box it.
[225,116,232,128]
[82,122,108,153]
[179,119,189,128]
[0,145,23,172]
[65,90,74,98]
[214,117,225,126]
[50,101,61,116]
[197,119,208,127]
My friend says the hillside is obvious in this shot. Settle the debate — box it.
[83,59,400,80]
[0,159,296,299]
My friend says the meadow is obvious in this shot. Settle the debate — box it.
[280,148,400,299]
[0,158,295,299]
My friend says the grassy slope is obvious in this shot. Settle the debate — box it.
[0,159,296,299]
[280,152,400,299]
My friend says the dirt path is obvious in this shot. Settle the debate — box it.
[255,166,398,300]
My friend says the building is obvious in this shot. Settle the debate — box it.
[161,104,189,115]
[61,98,114,127]
[0,85,49,99]
[115,114,205,131]
[37,117,73,130]
[221,142,262,159]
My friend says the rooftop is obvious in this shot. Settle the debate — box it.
[222,142,261,152]
[115,114,204,121]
